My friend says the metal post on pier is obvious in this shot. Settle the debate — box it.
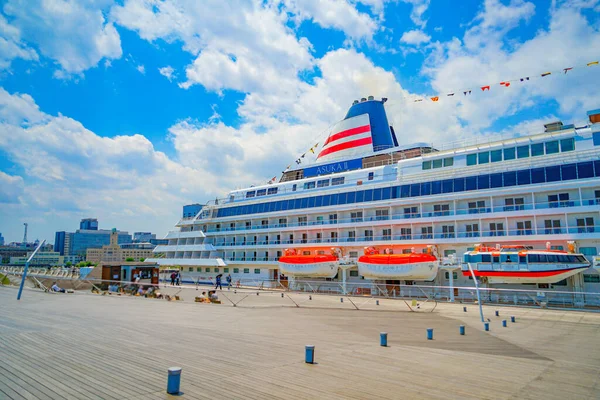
[342,268,347,295]
[17,240,46,300]
[448,269,455,302]
[467,263,485,323]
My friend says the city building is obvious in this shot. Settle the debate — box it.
[0,246,28,264]
[0,232,4,246]
[54,219,132,257]
[80,218,99,231]
[86,229,154,263]
[133,232,156,242]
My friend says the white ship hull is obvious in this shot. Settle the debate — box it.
[358,261,438,280]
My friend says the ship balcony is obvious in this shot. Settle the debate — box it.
[210,226,600,247]
[203,198,600,235]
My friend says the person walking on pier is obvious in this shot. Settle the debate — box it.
[226,274,232,290]
[175,272,181,286]
[215,274,223,290]
[170,272,176,286]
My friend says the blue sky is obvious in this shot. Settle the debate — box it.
[0,0,599,243]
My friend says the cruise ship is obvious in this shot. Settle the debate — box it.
[149,97,600,295]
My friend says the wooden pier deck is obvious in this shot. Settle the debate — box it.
[1,286,599,399]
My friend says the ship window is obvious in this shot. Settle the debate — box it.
[224,268,229,273]
[454,178,465,192]
[368,172,374,180]
[538,255,548,263]
[491,150,502,163]
[432,159,443,169]
[478,152,489,164]
[559,164,576,181]
[531,167,545,183]
[584,275,600,283]
[467,154,477,166]
[517,169,531,185]
[411,183,421,196]
[317,179,329,188]
[205,267,211,272]
[442,179,453,193]
[349,270,359,277]
[332,177,345,185]
[256,189,267,196]
[557,255,570,263]
[267,187,278,195]
[547,254,559,263]
[477,175,490,189]
[481,254,491,263]
[244,268,250,273]
[382,187,391,199]
[431,180,441,194]
[246,191,256,198]
[531,143,544,157]
[303,182,315,190]
[465,176,477,191]
[292,184,297,191]
[302,251,311,255]
[422,161,432,170]
[545,140,559,154]
[233,268,239,273]
[363,189,373,202]
[444,157,454,167]
[503,147,516,160]
[560,138,575,152]
[528,254,540,263]
[490,173,503,188]
[401,185,411,198]
[503,171,516,186]
[517,145,530,158]
[577,162,594,178]
[254,269,260,274]
[546,166,561,182]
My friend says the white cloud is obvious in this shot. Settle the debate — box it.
[2,0,122,77]
[136,64,145,74]
[400,29,431,45]
[158,66,175,81]
[0,15,38,70]
[112,0,314,93]
[0,171,24,204]
[401,0,430,27]
[283,0,379,40]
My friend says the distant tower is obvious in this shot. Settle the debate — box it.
[23,223,28,243]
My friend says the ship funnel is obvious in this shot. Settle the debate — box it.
[316,96,397,162]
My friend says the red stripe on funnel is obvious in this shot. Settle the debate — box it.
[318,137,373,158]
[323,124,371,146]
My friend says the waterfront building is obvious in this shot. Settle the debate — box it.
[150,98,600,294]
[80,218,99,231]
[54,220,132,257]
[86,229,153,263]
[133,232,156,242]
[0,232,4,246]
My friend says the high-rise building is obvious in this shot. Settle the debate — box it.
[133,232,156,242]
[0,232,4,246]
[54,220,132,257]
[80,218,98,231]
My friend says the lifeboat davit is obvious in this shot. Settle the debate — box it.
[357,247,438,280]
[461,242,591,284]
[278,249,339,278]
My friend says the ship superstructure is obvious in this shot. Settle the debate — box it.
[149,99,600,294]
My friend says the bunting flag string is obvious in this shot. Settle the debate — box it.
[409,59,598,104]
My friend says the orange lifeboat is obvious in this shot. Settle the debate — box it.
[357,247,439,280]
[278,249,340,278]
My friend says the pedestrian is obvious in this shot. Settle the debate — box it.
[215,274,222,290]
[226,274,232,290]
[175,271,181,286]
[170,272,176,286]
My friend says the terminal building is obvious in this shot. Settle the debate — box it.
[54,218,132,257]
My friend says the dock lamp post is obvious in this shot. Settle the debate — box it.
[17,240,46,300]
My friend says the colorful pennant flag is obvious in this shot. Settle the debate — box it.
[500,81,510,87]
[447,93,455,96]
[309,147,315,154]
[463,90,471,96]
[431,96,439,102]
[541,72,551,77]
[587,61,598,66]
[563,67,573,74]
[520,77,529,81]
[414,99,423,102]
[481,86,490,91]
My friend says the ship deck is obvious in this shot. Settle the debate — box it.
[1,286,599,399]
